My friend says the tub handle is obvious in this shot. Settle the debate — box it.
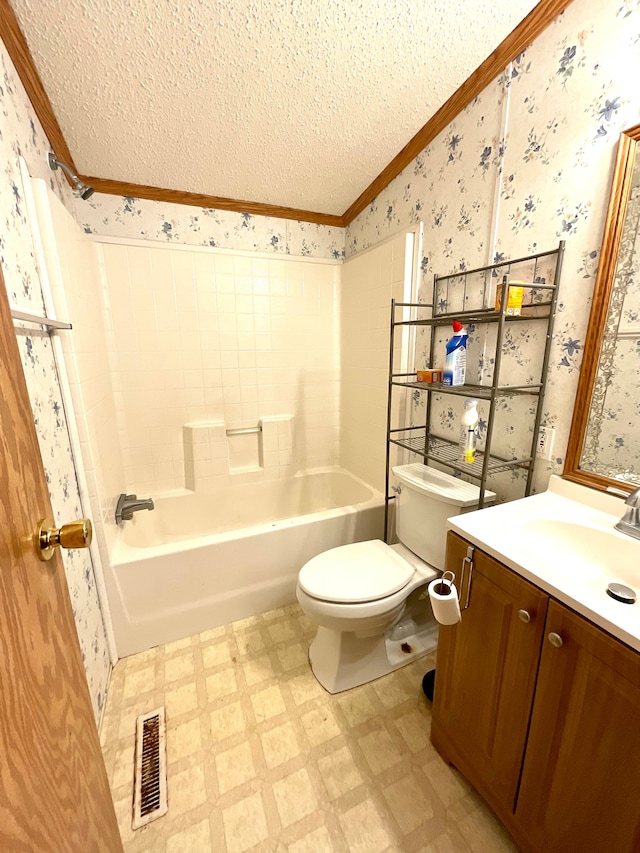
[116,493,155,523]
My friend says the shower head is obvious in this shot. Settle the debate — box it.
[48,152,95,200]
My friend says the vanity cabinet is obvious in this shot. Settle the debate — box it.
[516,599,640,852]
[431,532,548,816]
[432,531,640,853]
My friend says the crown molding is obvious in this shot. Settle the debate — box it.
[341,0,576,225]
[79,176,345,226]
[2,0,574,229]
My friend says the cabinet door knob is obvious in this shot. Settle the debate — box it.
[518,609,531,623]
[548,632,563,648]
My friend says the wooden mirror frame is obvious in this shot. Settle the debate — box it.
[564,122,640,492]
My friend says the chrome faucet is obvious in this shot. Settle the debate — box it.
[615,487,640,541]
[115,493,155,523]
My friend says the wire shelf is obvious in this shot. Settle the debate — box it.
[394,306,553,327]
[391,380,542,399]
[383,240,565,542]
[390,431,532,477]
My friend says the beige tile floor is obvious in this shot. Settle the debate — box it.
[100,603,518,853]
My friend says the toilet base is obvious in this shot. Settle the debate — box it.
[308,620,439,694]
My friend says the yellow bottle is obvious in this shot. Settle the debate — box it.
[460,399,479,463]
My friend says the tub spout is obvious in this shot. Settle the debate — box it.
[115,493,155,523]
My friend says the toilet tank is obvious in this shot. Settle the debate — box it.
[392,463,496,571]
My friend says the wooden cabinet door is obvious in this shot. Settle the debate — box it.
[431,532,548,816]
[516,600,640,853]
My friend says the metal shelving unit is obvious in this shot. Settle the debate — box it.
[384,241,565,541]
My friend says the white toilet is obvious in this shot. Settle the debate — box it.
[296,463,495,693]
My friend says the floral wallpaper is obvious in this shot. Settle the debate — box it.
[0,44,110,724]
[346,0,640,496]
[75,193,346,260]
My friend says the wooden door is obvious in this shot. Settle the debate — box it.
[0,274,123,851]
[431,532,548,817]
[516,600,640,853]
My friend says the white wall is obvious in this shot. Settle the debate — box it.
[340,231,412,490]
[98,240,341,495]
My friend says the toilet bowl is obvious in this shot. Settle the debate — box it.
[296,540,439,693]
[296,463,495,693]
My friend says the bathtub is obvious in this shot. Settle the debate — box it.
[108,469,384,656]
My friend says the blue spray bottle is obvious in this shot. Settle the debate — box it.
[443,320,468,386]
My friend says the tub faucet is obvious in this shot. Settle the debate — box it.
[115,493,155,523]
[615,487,640,541]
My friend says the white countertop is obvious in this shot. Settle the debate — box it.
[447,475,640,653]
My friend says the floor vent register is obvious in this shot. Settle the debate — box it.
[132,707,168,829]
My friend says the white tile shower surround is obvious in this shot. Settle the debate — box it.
[101,603,516,853]
[97,240,341,495]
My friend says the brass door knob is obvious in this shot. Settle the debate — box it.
[35,517,93,562]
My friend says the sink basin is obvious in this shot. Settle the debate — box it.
[517,519,640,592]
[446,475,640,653]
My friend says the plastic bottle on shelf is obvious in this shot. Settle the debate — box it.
[443,321,468,386]
[460,398,479,464]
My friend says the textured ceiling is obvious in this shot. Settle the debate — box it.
[11,0,540,215]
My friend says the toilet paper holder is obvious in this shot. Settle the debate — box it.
[436,545,475,611]
[432,570,456,596]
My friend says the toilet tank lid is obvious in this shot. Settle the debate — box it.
[392,463,496,508]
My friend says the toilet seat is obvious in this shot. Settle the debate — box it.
[298,539,415,604]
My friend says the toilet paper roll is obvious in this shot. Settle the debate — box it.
[428,578,461,625]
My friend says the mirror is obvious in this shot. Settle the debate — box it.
[565,123,640,492]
